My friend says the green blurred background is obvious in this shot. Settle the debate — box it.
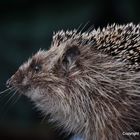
[0,0,139,140]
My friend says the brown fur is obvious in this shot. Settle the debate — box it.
[7,23,140,140]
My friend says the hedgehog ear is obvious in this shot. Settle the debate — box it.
[62,45,80,70]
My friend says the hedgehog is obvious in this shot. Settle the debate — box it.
[6,23,140,140]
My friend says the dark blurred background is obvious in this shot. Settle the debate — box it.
[0,0,139,140]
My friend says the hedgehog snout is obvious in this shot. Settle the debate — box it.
[6,69,26,88]
[6,78,12,88]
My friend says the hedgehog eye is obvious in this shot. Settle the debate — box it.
[30,62,42,73]
[33,65,42,72]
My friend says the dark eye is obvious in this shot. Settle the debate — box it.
[33,65,42,72]
[30,61,42,72]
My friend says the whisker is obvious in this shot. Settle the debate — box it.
[0,88,16,103]
[0,90,19,119]
[10,93,21,107]
[4,90,18,106]
[0,91,12,100]
[0,87,13,95]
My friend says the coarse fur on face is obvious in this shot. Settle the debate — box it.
[7,23,140,140]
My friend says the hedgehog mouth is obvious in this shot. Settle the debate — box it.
[6,79,30,95]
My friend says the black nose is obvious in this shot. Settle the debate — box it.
[6,78,11,88]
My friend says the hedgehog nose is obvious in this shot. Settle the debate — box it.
[6,78,12,88]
